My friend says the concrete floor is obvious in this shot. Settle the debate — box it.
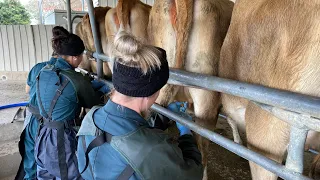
[0,80,27,179]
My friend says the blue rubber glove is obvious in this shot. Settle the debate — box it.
[167,102,193,136]
[98,85,110,94]
[91,79,105,90]
[91,80,110,94]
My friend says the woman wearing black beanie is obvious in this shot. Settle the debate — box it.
[77,31,203,180]
[33,26,108,180]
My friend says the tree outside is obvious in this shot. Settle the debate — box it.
[0,0,31,24]
[25,0,88,24]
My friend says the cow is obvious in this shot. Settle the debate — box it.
[219,0,320,179]
[148,0,234,179]
[77,0,151,76]
[105,0,151,71]
[76,6,112,78]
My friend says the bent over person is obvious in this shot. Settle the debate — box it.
[77,31,203,180]
[34,26,108,180]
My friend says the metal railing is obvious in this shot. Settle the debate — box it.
[85,0,104,77]
[67,0,320,179]
[66,0,72,32]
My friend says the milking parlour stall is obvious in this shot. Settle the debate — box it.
[1,0,320,180]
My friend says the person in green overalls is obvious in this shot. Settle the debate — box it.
[34,26,109,180]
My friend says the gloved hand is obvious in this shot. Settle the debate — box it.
[91,80,111,94]
[91,79,105,90]
[98,84,111,94]
[167,102,193,136]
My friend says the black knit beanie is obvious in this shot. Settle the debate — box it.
[112,47,169,97]
[52,26,85,56]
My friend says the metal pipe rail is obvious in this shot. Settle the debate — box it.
[75,68,114,88]
[85,0,104,78]
[66,0,72,32]
[84,50,113,62]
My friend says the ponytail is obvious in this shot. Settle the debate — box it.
[112,31,162,74]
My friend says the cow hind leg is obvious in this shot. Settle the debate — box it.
[188,88,219,180]
[156,84,180,106]
[246,102,290,180]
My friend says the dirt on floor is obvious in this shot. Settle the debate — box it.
[207,120,251,180]
[0,80,317,180]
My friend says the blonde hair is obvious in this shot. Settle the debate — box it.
[112,31,163,74]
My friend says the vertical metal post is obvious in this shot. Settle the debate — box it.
[81,0,85,11]
[38,0,43,24]
[85,0,104,78]
[285,126,308,173]
[66,0,72,33]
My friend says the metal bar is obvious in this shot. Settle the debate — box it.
[150,104,311,180]
[38,0,43,24]
[76,67,114,88]
[81,0,85,11]
[254,102,320,132]
[85,0,104,78]
[309,149,320,155]
[66,0,72,33]
[88,51,320,119]
[84,50,113,62]
[285,126,308,173]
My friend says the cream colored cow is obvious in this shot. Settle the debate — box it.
[148,0,234,179]
[76,6,112,77]
[105,0,151,71]
[219,0,320,179]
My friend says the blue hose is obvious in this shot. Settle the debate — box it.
[0,102,28,110]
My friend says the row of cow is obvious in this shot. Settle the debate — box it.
[75,0,320,179]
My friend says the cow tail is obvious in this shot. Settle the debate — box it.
[116,0,138,31]
[172,0,193,69]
